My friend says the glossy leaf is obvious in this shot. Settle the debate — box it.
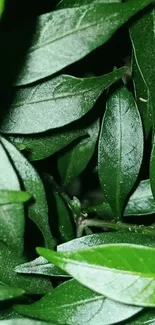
[0,284,24,301]
[130,5,155,127]
[1,70,124,134]
[38,244,155,307]
[98,86,143,218]
[0,190,31,204]
[57,0,121,9]
[87,179,155,217]
[15,232,155,276]
[54,191,74,242]
[1,137,55,249]
[8,129,86,161]
[0,242,52,294]
[0,141,24,254]
[15,279,141,325]
[59,120,99,185]
[132,53,152,136]
[16,0,153,85]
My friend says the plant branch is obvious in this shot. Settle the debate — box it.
[80,218,155,237]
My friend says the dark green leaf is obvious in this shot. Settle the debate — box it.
[132,53,152,136]
[0,190,31,204]
[130,5,155,127]
[54,191,74,242]
[87,180,155,217]
[57,0,121,9]
[15,0,153,85]
[125,309,155,324]
[1,71,124,134]
[1,137,55,249]
[0,242,52,294]
[0,284,24,301]
[15,232,155,276]
[98,86,143,218]
[37,244,155,307]
[8,129,86,161]
[15,279,141,325]
[58,120,99,185]
[150,139,155,203]
[0,141,24,254]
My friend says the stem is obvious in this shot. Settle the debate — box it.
[81,218,155,237]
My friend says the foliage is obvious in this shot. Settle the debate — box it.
[1,0,155,324]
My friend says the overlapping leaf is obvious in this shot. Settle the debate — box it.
[58,120,99,185]
[1,70,124,134]
[1,137,55,249]
[0,141,24,254]
[0,284,24,302]
[0,190,31,204]
[37,244,155,307]
[8,129,86,161]
[15,232,155,276]
[98,86,143,218]
[15,279,141,325]
[15,0,153,85]
[57,0,121,9]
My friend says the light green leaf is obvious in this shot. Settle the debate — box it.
[0,190,31,204]
[0,242,52,295]
[98,86,143,218]
[1,137,55,249]
[0,320,56,325]
[37,244,155,307]
[0,141,24,254]
[8,129,86,161]
[58,120,99,185]
[150,138,155,203]
[0,284,24,301]
[15,232,155,276]
[87,179,155,217]
[0,0,5,17]
[16,0,152,85]
[130,4,155,128]
[132,53,152,136]
[15,279,141,325]
[57,0,121,9]
[54,191,74,242]
[1,70,124,134]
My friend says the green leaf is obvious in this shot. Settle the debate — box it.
[0,320,56,325]
[0,141,24,254]
[0,0,5,17]
[0,309,21,321]
[98,86,143,219]
[57,0,121,9]
[87,179,155,217]
[125,179,155,216]
[15,232,155,276]
[0,137,55,249]
[150,138,155,203]
[124,310,155,324]
[58,120,99,185]
[54,191,74,242]
[0,284,24,302]
[37,243,155,307]
[130,4,155,128]
[15,279,141,325]
[0,242,52,295]
[15,0,153,85]
[8,129,86,161]
[132,53,152,136]
[1,70,124,134]
[0,190,31,204]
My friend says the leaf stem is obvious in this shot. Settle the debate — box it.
[81,218,155,237]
